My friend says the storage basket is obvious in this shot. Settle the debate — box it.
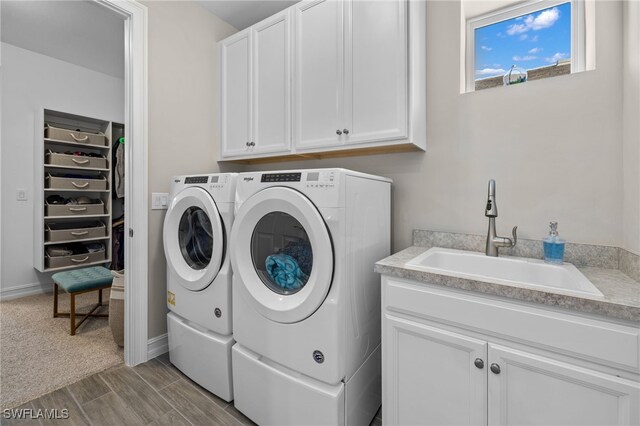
[45,246,106,269]
[45,124,107,146]
[45,200,105,216]
[109,270,125,347]
[46,221,107,242]
[45,150,107,170]
[46,173,108,191]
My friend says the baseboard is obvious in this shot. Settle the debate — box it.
[0,281,53,301]
[147,333,168,359]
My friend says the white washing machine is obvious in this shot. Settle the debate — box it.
[163,173,237,402]
[230,168,390,425]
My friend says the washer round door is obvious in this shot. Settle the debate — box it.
[163,186,225,291]
[231,187,334,324]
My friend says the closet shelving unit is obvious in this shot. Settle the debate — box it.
[34,109,114,272]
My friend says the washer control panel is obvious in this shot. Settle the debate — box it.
[305,170,336,189]
[261,172,302,183]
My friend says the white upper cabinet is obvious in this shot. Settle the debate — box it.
[218,0,426,161]
[343,0,408,145]
[252,10,292,155]
[220,31,251,157]
[293,0,344,150]
[219,10,291,159]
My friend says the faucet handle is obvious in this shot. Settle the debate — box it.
[511,226,518,247]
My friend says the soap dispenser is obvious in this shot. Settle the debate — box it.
[543,221,565,264]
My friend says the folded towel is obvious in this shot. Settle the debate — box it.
[265,253,309,291]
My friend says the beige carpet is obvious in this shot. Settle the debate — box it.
[0,290,123,409]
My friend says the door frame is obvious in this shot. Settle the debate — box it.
[95,0,148,367]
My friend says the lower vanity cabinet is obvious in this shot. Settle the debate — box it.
[382,276,640,426]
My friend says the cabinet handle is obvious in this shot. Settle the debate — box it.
[70,231,89,236]
[343,129,349,135]
[246,142,250,147]
[490,363,501,374]
[474,358,484,369]
[71,158,90,165]
[336,130,342,135]
[71,256,89,263]
[71,181,90,188]
[250,141,255,147]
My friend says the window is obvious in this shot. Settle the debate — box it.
[465,0,591,92]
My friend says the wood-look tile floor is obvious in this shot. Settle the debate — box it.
[4,352,383,426]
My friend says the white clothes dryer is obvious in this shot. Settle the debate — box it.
[230,169,390,425]
[163,173,237,402]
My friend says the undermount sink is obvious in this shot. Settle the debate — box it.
[406,248,604,299]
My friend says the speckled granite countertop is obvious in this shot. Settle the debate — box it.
[375,245,640,323]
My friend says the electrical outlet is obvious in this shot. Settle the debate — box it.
[16,189,27,201]
[152,192,169,210]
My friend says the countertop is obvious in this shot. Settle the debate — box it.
[375,246,640,323]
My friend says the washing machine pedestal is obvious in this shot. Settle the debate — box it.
[232,343,381,425]
[167,312,234,402]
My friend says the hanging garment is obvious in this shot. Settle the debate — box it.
[115,139,125,198]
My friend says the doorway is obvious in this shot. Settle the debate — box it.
[0,0,148,409]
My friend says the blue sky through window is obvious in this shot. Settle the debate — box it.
[475,2,571,80]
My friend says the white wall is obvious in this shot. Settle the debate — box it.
[246,0,625,253]
[0,43,124,295]
[622,0,640,254]
[142,0,237,339]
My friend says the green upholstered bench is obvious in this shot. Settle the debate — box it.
[52,266,114,335]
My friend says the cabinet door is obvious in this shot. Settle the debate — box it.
[343,0,408,145]
[219,30,251,157]
[293,0,344,150]
[488,344,640,426]
[384,315,487,426]
[252,10,291,155]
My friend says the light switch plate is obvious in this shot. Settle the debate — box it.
[16,189,27,201]
[152,192,169,210]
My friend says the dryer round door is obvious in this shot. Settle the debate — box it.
[163,187,225,291]
[231,187,334,324]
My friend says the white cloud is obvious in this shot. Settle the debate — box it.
[506,7,560,36]
[519,34,528,41]
[493,63,502,68]
[531,7,560,30]
[528,47,543,54]
[545,52,569,63]
[507,22,529,35]
[476,68,506,77]
[513,55,537,61]
[531,35,539,42]
[481,45,492,51]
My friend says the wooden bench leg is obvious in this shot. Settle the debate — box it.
[53,283,59,318]
[70,293,76,336]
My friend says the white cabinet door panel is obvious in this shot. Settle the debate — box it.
[345,0,408,145]
[220,31,251,157]
[488,344,640,426]
[384,315,487,426]
[294,0,343,150]
[252,11,291,155]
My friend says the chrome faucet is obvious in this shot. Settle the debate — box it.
[485,179,517,257]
